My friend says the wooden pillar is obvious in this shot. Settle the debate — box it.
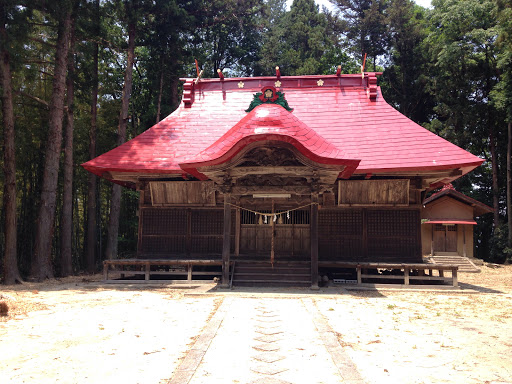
[271,200,275,265]
[145,262,150,281]
[403,265,409,285]
[430,224,434,256]
[310,193,319,289]
[187,263,192,281]
[235,206,240,257]
[221,193,232,287]
[463,225,467,257]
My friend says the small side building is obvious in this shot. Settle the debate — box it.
[421,184,493,258]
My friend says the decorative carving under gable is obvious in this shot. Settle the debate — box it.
[237,146,303,167]
[197,141,346,189]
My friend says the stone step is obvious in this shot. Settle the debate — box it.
[232,280,311,287]
[232,261,312,286]
[428,255,480,273]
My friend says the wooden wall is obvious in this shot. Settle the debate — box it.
[136,179,423,262]
[149,181,215,206]
[338,180,410,206]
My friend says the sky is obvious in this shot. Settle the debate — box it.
[288,0,433,11]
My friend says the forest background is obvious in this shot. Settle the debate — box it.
[1,0,512,284]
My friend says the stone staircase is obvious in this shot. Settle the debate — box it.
[232,261,311,287]
[428,253,481,273]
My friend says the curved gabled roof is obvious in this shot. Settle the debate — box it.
[82,73,483,185]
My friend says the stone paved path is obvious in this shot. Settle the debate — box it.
[168,297,365,384]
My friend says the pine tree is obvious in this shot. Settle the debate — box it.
[33,2,73,280]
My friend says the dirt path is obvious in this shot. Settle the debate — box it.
[1,266,511,384]
[169,297,363,384]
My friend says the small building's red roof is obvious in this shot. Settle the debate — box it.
[422,220,477,225]
[82,73,483,185]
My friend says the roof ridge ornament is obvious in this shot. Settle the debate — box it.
[182,79,195,108]
[245,85,293,113]
[367,73,378,101]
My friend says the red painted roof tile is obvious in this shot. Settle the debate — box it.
[180,103,359,177]
[82,74,483,182]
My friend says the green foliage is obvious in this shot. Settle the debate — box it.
[331,0,389,68]
[381,0,431,123]
[489,224,512,263]
[259,0,355,75]
[4,0,512,277]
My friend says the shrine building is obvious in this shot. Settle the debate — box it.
[83,69,483,288]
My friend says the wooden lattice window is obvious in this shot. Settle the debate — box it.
[141,209,187,235]
[319,210,363,260]
[367,210,416,237]
[367,209,420,262]
[139,208,234,256]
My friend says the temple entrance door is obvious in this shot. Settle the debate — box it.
[433,224,457,253]
[239,207,310,260]
[445,225,457,252]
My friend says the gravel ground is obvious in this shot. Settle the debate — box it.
[0,265,511,384]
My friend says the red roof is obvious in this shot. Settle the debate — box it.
[82,73,483,184]
[423,183,493,217]
[422,220,477,225]
[180,103,360,179]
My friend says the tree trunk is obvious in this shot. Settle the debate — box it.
[86,0,100,273]
[508,121,512,250]
[155,57,164,124]
[105,20,136,260]
[1,9,22,284]
[33,10,72,281]
[60,17,76,277]
[490,127,500,229]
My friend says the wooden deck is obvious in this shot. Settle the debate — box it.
[103,259,223,284]
[319,261,458,287]
[103,258,459,287]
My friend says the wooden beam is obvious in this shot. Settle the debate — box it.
[231,185,313,196]
[221,193,232,287]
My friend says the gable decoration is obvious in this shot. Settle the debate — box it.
[245,86,294,112]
